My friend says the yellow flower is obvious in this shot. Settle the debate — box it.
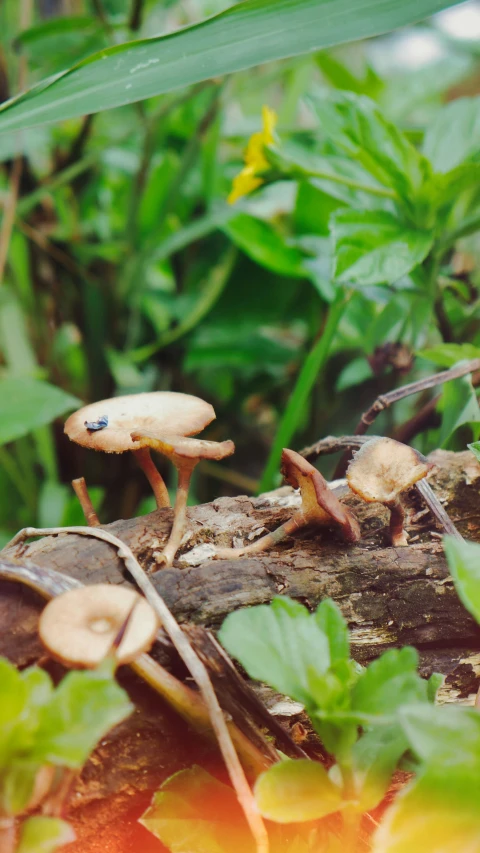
[228,106,277,204]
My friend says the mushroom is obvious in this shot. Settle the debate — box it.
[130,431,235,567]
[64,392,216,511]
[346,436,430,547]
[215,448,361,559]
[38,584,159,668]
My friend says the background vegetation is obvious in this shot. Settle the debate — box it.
[1,0,480,543]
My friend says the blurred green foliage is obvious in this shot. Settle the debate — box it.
[0,0,480,539]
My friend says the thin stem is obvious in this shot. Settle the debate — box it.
[0,445,36,513]
[16,154,97,218]
[4,526,269,853]
[129,0,144,31]
[259,292,349,493]
[389,499,408,547]
[134,447,170,508]
[0,157,22,286]
[305,167,396,200]
[416,479,462,539]
[161,465,194,567]
[215,514,304,559]
[72,477,100,526]
[439,213,480,253]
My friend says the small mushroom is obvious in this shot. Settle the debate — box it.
[215,448,361,559]
[346,436,429,547]
[130,432,235,567]
[39,584,159,668]
[64,392,216,511]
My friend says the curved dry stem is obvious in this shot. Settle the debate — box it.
[0,817,16,853]
[4,525,269,853]
[72,477,100,526]
[134,447,170,508]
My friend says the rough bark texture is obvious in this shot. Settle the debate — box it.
[2,449,480,851]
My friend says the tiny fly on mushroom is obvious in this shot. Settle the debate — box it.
[84,415,109,431]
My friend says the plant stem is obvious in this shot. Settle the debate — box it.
[160,464,195,567]
[0,446,36,513]
[258,292,349,493]
[72,477,100,526]
[439,213,480,253]
[134,447,170,508]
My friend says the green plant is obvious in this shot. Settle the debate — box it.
[0,656,132,852]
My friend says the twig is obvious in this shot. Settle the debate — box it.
[4,526,269,853]
[71,478,100,526]
[334,359,480,477]
[415,479,462,540]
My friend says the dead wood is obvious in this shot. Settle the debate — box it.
[2,448,480,851]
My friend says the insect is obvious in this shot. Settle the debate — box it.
[84,414,109,431]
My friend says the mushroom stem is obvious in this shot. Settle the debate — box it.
[71,477,100,527]
[215,514,305,559]
[134,447,170,508]
[161,464,195,567]
[389,499,408,547]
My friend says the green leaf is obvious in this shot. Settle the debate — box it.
[16,817,75,853]
[314,600,349,665]
[352,647,428,716]
[469,442,480,463]
[254,759,343,823]
[34,664,133,768]
[307,90,430,201]
[140,766,254,853]
[444,536,480,626]
[423,97,480,174]
[352,726,408,811]
[330,210,434,286]
[0,378,80,446]
[219,597,331,706]
[419,344,480,368]
[437,374,480,448]
[372,767,480,853]
[399,704,480,768]
[0,0,466,133]
[223,214,306,278]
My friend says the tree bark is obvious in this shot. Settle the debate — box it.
[2,449,480,851]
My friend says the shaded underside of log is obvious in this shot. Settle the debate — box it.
[2,449,480,851]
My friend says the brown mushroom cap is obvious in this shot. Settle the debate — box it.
[39,584,159,668]
[346,437,429,504]
[131,431,235,462]
[281,449,360,543]
[64,392,215,454]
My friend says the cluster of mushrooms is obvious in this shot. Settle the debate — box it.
[64,391,434,567]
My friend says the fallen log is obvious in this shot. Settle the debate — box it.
[1,449,480,851]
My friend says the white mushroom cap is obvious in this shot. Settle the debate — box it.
[64,392,215,454]
[39,584,159,668]
[346,437,429,504]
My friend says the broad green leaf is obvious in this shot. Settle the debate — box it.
[399,704,480,768]
[17,817,75,853]
[352,726,408,811]
[34,664,133,768]
[419,344,480,368]
[423,97,480,174]
[223,214,306,278]
[0,0,466,134]
[1,761,43,816]
[330,210,433,286]
[351,647,427,716]
[254,759,343,823]
[140,766,254,853]
[0,378,80,446]
[307,90,430,201]
[314,600,349,665]
[372,767,480,853]
[444,536,480,626]
[437,374,480,448]
[219,597,331,706]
